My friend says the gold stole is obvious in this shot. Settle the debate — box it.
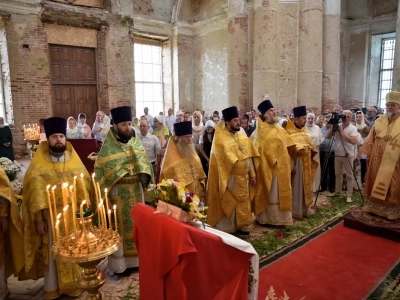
[286,120,318,206]
[370,115,400,202]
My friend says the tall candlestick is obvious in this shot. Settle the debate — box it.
[91,173,100,207]
[107,209,112,230]
[46,185,55,241]
[61,182,69,208]
[55,220,60,243]
[73,176,77,209]
[97,204,102,227]
[99,200,107,230]
[80,200,86,230]
[113,204,118,231]
[96,183,102,204]
[63,205,70,236]
[51,185,58,218]
[80,174,90,207]
[69,185,77,237]
[104,188,110,226]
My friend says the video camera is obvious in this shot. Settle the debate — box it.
[328,112,346,132]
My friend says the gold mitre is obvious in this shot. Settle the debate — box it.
[386,91,400,105]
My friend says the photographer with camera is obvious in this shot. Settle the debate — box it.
[326,110,358,203]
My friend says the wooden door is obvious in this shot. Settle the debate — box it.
[49,45,98,126]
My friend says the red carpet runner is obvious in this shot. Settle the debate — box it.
[258,223,400,300]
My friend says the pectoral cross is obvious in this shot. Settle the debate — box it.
[389,139,400,151]
[128,164,134,175]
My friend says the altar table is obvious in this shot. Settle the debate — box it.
[132,203,259,300]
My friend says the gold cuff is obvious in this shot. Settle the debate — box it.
[0,204,8,217]
[249,171,256,178]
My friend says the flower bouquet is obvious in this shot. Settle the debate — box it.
[0,158,21,182]
[146,179,207,225]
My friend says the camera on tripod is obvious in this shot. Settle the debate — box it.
[328,112,346,132]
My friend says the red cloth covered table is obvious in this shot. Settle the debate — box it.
[67,138,98,174]
[132,203,253,300]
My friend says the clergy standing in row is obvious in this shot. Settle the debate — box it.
[160,121,206,197]
[251,100,296,225]
[0,165,24,299]
[207,106,259,236]
[285,106,318,218]
[22,117,91,299]
[95,106,153,273]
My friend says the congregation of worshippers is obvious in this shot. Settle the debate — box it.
[0,91,399,298]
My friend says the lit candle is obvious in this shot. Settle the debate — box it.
[51,185,58,218]
[61,182,68,208]
[69,186,77,237]
[113,204,118,231]
[99,200,107,230]
[107,209,112,230]
[63,205,70,236]
[80,200,86,230]
[104,188,110,226]
[97,203,102,227]
[46,185,55,241]
[91,173,100,207]
[55,220,60,243]
[96,183,102,203]
[80,174,90,207]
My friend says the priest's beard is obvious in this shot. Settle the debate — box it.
[266,115,279,124]
[116,128,132,143]
[176,140,196,158]
[49,144,66,154]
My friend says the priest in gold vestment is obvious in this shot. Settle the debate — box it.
[251,100,296,225]
[95,106,153,273]
[286,106,318,218]
[207,106,260,236]
[359,91,400,220]
[22,117,92,299]
[0,166,24,299]
[160,121,206,197]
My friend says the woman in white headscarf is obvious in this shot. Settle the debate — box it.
[153,115,169,148]
[192,111,205,153]
[66,116,83,139]
[76,113,92,138]
[305,112,325,192]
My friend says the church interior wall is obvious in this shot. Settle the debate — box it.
[0,0,399,158]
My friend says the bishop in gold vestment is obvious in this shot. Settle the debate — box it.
[160,121,206,196]
[21,117,92,299]
[251,100,296,225]
[95,106,153,273]
[359,91,400,220]
[0,166,24,299]
[286,106,318,219]
[207,106,260,235]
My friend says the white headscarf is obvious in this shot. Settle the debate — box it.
[355,111,367,130]
[154,115,165,126]
[67,116,80,135]
[192,111,204,131]
[306,112,315,127]
[205,120,215,129]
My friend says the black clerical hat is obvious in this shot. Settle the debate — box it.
[110,106,132,124]
[293,106,307,118]
[174,121,192,136]
[222,106,239,122]
[43,117,67,138]
[257,100,274,115]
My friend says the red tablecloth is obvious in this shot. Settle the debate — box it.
[132,204,253,300]
[67,138,98,174]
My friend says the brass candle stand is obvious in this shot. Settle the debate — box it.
[51,214,121,300]
[25,139,40,159]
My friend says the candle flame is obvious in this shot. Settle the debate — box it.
[55,220,60,226]
[74,176,77,180]
[69,185,73,191]
[63,205,69,212]
[80,173,84,178]
[46,184,51,190]
[104,188,108,193]
[57,213,62,220]
[92,173,95,179]
[108,209,111,214]
[81,200,86,206]
[113,204,116,210]
[62,182,68,188]
[52,185,56,191]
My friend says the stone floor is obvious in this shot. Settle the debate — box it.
[8,157,331,299]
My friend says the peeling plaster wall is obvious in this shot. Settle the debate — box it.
[180,0,227,23]
[133,0,175,22]
[373,0,398,17]
[193,28,227,115]
[176,34,194,112]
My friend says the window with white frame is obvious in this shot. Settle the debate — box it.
[378,38,396,108]
[134,42,163,118]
